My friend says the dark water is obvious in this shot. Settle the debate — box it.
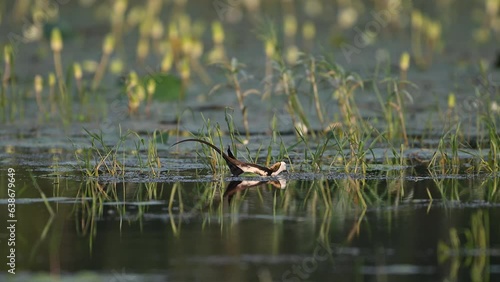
[1,166,500,282]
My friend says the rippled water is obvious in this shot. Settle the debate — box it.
[1,161,500,281]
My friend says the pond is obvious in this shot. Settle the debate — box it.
[1,144,500,281]
[1,0,500,281]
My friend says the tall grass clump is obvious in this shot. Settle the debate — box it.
[427,125,462,174]
[185,116,229,175]
[211,58,260,141]
[374,77,416,146]
[305,55,324,127]
[480,115,500,172]
[274,55,311,135]
[75,128,161,177]
[318,57,365,167]
[319,57,364,131]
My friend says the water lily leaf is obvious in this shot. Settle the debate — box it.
[142,73,182,101]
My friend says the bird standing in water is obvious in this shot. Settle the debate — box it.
[171,138,287,176]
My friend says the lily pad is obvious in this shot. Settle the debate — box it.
[142,73,182,101]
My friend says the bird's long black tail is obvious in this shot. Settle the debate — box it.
[171,138,244,176]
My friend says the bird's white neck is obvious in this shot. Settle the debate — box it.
[271,162,287,176]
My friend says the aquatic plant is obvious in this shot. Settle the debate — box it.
[302,21,316,52]
[373,76,416,146]
[319,57,364,133]
[296,125,332,172]
[1,44,14,122]
[411,10,443,69]
[207,21,227,64]
[275,55,311,136]
[33,74,45,116]
[257,20,279,99]
[473,0,500,43]
[305,55,325,127]
[50,28,71,121]
[111,0,127,46]
[231,58,257,140]
[92,34,115,91]
[125,71,145,115]
[212,58,260,141]
[75,127,161,178]
[183,116,228,175]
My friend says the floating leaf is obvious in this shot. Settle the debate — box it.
[141,73,182,101]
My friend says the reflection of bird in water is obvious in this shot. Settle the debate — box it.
[224,179,287,203]
[171,138,287,176]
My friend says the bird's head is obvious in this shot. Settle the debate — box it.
[269,161,287,176]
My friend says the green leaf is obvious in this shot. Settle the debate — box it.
[142,73,182,101]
